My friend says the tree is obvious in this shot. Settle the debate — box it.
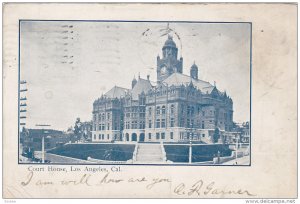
[74,118,82,142]
[212,128,220,143]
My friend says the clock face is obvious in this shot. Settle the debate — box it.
[161,66,167,75]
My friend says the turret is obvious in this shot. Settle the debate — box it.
[132,76,137,89]
[190,62,198,80]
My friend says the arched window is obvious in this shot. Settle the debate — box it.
[170,104,174,114]
[187,106,191,115]
[162,106,166,115]
[156,106,160,115]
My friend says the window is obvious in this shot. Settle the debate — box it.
[202,123,205,129]
[93,114,96,121]
[148,133,151,140]
[107,134,110,140]
[156,106,160,115]
[156,119,160,128]
[170,104,174,114]
[181,104,184,114]
[126,113,130,118]
[161,119,166,128]
[170,132,174,139]
[99,134,101,140]
[126,122,130,129]
[107,113,110,120]
[180,118,184,127]
[187,106,191,115]
[202,134,205,137]
[162,106,166,114]
[180,132,183,140]
[139,121,145,129]
[94,134,96,140]
[161,132,165,139]
[131,121,138,129]
[148,120,152,128]
[191,107,194,115]
[107,123,110,130]
[102,134,104,140]
[156,133,160,139]
[102,113,105,120]
[170,118,175,127]
[149,107,152,115]
[98,125,101,130]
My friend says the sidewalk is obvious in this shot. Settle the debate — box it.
[220,155,250,165]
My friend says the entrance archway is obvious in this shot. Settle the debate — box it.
[132,133,137,141]
[139,133,145,142]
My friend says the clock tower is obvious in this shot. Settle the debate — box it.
[157,35,183,83]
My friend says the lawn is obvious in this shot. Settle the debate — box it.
[48,143,135,161]
[164,144,232,163]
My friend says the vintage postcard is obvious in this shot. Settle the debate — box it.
[2,3,297,199]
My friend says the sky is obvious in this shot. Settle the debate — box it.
[20,21,251,131]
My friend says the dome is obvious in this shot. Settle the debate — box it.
[163,35,177,49]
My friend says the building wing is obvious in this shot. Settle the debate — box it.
[130,78,153,100]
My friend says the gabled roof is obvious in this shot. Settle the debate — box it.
[130,78,153,100]
[104,86,129,99]
[162,72,215,93]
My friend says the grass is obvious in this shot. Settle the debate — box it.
[48,143,135,161]
[164,144,232,162]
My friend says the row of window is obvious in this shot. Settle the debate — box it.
[124,107,145,113]
[125,121,145,129]
[93,134,119,140]
[125,113,145,118]
[149,105,175,115]
[94,134,110,140]
[179,133,207,140]
[94,123,121,131]
[148,132,174,140]
[93,113,111,121]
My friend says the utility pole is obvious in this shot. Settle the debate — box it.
[36,124,50,163]
[42,136,45,163]
[189,121,193,164]
[235,134,238,164]
[189,136,192,164]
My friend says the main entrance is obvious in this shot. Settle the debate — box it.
[139,133,145,142]
[131,133,137,141]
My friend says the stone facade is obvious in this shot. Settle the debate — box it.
[92,35,234,143]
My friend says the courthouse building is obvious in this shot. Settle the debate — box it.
[92,35,234,143]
